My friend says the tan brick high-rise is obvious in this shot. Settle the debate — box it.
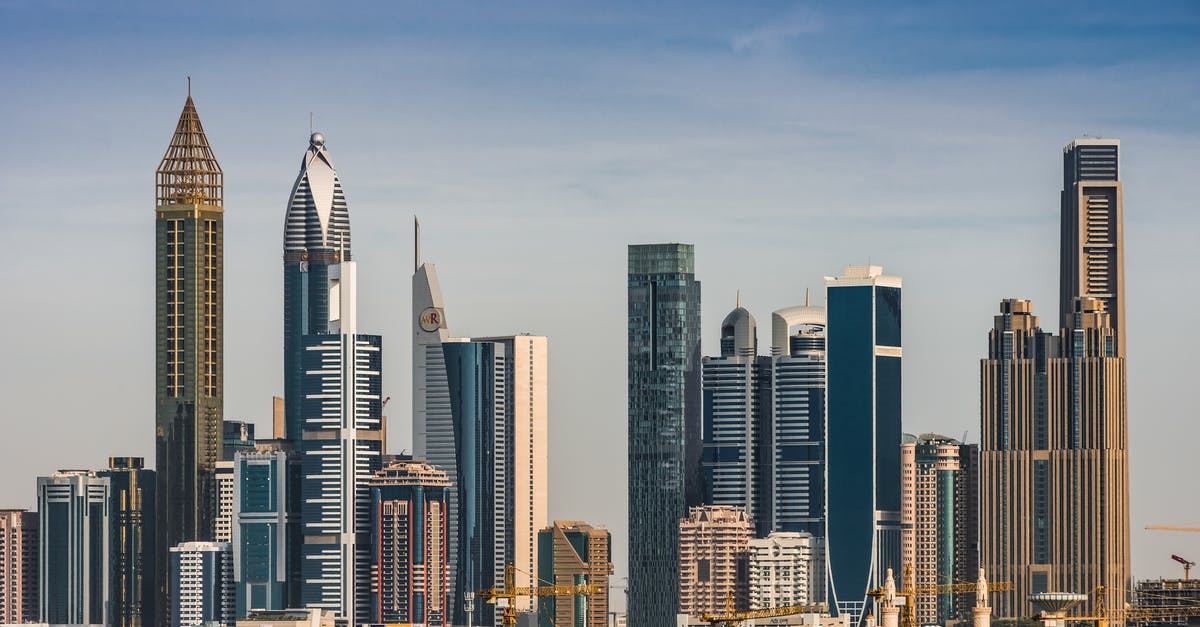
[678,506,753,618]
[980,297,1128,618]
[0,510,38,623]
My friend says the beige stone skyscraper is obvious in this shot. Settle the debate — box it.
[678,505,753,618]
[980,297,1128,617]
[1060,139,1125,357]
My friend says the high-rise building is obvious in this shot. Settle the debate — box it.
[155,87,225,620]
[701,305,769,521]
[277,132,382,624]
[38,470,110,625]
[444,335,551,627]
[899,435,979,625]
[748,531,815,610]
[701,301,828,542]
[283,132,353,445]
[233,441,299,615]
[224,420,257,461]
[627,243,702,627]
[216,460,235,543]
[369,460,452,625]
[980,297,1128,617]
[1060,139,1124,357]
[99,457,157,627]
[0,509,38,623]
[824,265,902,624]
[170,541,233,627]
[537,521,613,627]
[411,219,458,619]
[678,505,753,618]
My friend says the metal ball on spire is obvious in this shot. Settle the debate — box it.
[310,132,325,147]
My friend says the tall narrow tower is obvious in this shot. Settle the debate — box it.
[627,243,702,627]
[154,87,224,621]
[283,131,352,444]
[1060,139,1124,356]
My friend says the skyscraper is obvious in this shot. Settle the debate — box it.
[170,541,233,627]
[824,265,902,624]
[627,243,702,627]
[283,131,352,445]
[900,435,979,625]
[38,470,110,626]
[233,442,298,615]
[0,509,38,623]
[980,298,1128,617]
[444,335,551,627]
[701,305,768,520]
[369,460,452,625]
[537,521,613,627]
[278,131,382,623]
[700,300,828,546]
[223,420,256,461]
[155,87,224,621]
[99,457,157,627]
[678,505,753,618]
[411,219,458,618]
[1060,139,1124,357]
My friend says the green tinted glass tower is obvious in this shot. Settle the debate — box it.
[154,87,224,623]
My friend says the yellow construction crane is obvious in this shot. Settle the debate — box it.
[867,565,1014,627]
[698,590,828,627]
[477,562,604,627]
[1145,525,1200,532]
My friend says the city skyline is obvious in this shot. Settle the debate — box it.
[2,1,1199,600]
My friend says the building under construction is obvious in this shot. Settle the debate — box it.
[1134,579,1200,627]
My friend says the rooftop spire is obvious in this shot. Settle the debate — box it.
[156,86,222,207]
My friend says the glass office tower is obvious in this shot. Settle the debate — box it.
[99,457,156,627]
[824,265,902,625]
[38,470,111,626]
[627,243,701,627]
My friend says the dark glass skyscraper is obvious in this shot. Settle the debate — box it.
[627,243,701,627]
[154,89,224,622]
[99,457,156,627]
[824,265,902,625]
[283,132,352,445]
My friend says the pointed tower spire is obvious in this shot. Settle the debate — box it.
[156,88,222,207]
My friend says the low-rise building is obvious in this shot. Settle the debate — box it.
[749,532,815,609]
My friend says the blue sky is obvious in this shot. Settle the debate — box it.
[2,1,1198,592]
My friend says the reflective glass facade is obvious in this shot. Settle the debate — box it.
[627,244,701,627]
[444,341,507,627]
[825,270,901,625]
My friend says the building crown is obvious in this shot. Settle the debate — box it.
[156,90,223,207]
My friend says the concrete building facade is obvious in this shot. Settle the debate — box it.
[0,509,38,623]
[678,506,753,618]
[628,244,702,627]
[900,435,979,625]
[537,521,613,627]
[980,297,1128,617]
[369,460,452,625]
[170,541,233,627]
[748,531,815,610]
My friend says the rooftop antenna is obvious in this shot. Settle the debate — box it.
[414,215,421,272]
[187,76,191,98]
[805,287,810,307]
[736,289,741,308]
[310,112,314,135]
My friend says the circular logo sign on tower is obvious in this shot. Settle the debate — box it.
[419,307,444,333]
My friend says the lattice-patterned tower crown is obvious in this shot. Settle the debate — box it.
[156,89,223,207]
[154,85,224,627]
